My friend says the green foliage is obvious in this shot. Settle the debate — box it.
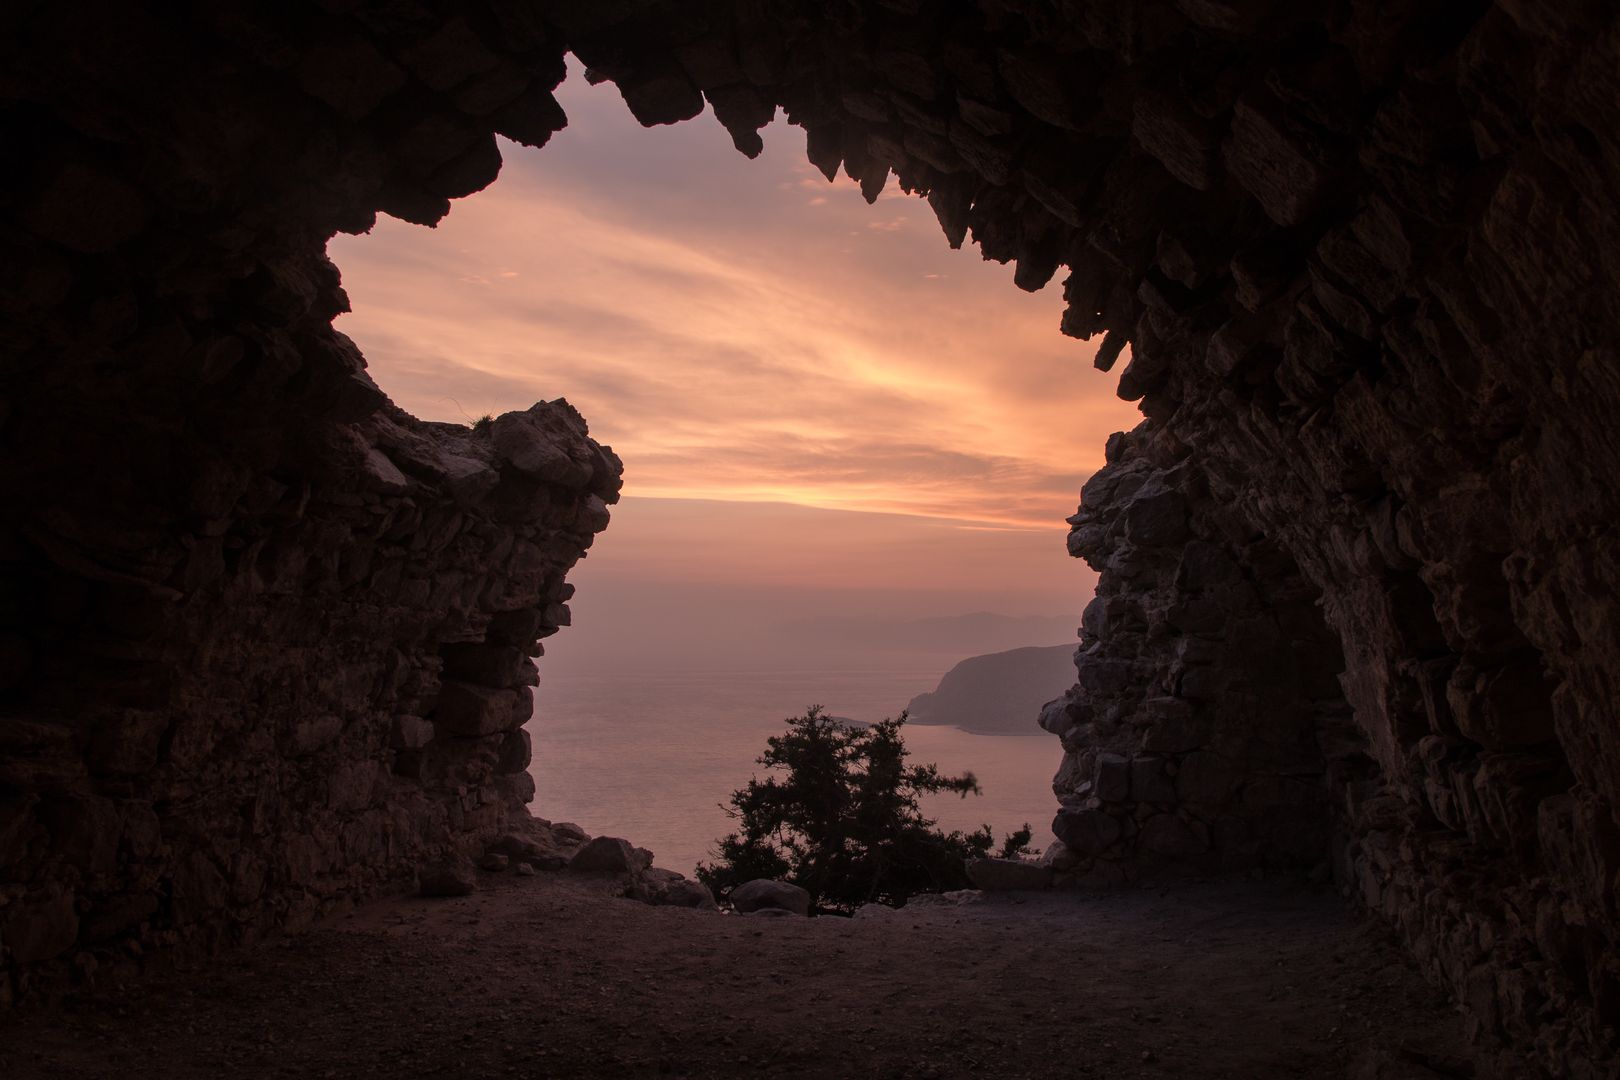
[697,706,1025,913]
[471,413,494,432]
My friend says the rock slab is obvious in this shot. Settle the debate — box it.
[729,879,811,916]
[966,858,1054,892]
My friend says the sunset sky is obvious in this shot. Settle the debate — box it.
[329,61,1139,663]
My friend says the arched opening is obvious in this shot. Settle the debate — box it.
[327,58,1141,873]
[3,4,1618,1074]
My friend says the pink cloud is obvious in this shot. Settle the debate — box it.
[328,61,1139,593]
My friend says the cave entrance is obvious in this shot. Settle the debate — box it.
[328,59,1140,876]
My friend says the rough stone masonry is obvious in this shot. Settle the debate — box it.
[2,2,1617,1076]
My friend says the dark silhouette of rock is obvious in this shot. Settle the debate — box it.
[905,645,1077,734]
[966,858,1053,892]
[567,837,651,875]
[418,860,477,899]
[729,879,811,916]
[659,880,718,910]
[630,869,718,910]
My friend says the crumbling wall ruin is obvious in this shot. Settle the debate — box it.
[0,0,623,1001]
[3,1,1618,1073]
[1039,425,1358,889]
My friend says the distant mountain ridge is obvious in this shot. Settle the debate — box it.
[774,611,1079,657]
[905,644,1077,735]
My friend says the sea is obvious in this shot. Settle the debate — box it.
[526,666,1063,877]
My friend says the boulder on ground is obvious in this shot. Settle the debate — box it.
[1054,859,1128,892]
[479,852,509,872]
[1038,839,1083,872]
[1053,807,1122,855]
[418,858,476,897]
[487,818,581,867]
[567,836,651,874]
[729,878,811,916]
[632,868,718,910]
[487,831,547,862]
[552,822,589,845]
[966,857,1054,891]
[659,879,717,909]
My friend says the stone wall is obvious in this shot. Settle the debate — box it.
[1038,424,1358,890]
[2,309,620,997]
[3,1,1618,1073]
[1,0,622,999]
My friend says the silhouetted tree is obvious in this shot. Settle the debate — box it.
[697,706,1024,912]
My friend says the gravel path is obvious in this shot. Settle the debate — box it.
[0,874,1482,1079]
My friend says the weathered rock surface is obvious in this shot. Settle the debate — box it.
[0,0,625,997]
[418,859,477,899]
[567,837,651,875]
[658,879,718,911]
[486,824,579,870]
[621,866,716,910]
[1043,432,1346,892]
[3,2,1619,1074]
[965,858,1053,893]
[728,879,811,917]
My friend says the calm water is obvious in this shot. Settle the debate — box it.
[526,668,1061,876]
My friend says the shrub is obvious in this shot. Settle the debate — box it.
[697,706,1025,912]
[999,823,1035,859]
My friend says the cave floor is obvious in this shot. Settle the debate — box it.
[0,875,1481,1080]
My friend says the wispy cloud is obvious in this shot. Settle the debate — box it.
[329,63,1138,537]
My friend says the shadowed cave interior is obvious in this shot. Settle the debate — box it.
[1,2,1618,1077]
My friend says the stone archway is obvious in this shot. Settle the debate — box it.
[3,4,1618,1072]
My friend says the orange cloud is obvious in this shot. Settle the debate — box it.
[328,65,1138,542]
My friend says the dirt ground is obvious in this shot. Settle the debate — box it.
[0,873,1488,1079]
